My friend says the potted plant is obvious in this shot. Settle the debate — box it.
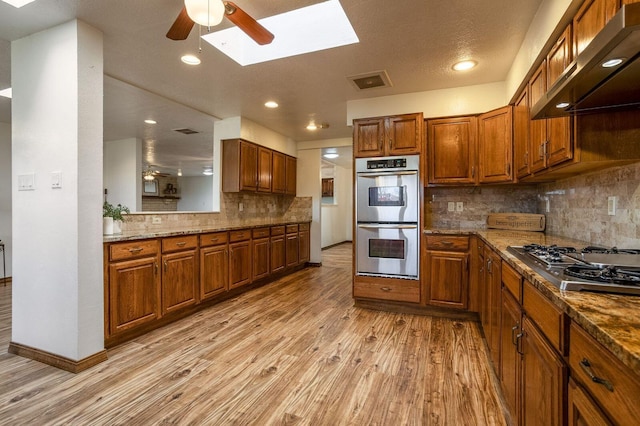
[103,201,130,235]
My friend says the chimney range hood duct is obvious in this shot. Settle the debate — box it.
[531,2,640,119]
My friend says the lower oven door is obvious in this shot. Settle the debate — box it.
[356,224,419,279]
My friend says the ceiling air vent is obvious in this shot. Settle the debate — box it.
[348,70,392,91]
[173,128,199,135]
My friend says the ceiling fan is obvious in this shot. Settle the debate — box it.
[166,0,274,45]
[143,165,170,180]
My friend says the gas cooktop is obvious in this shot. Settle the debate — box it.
[507,244,640,296]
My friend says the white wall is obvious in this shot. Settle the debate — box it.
[240,117,297,156]
[296,149,322,264]
[178,176,214,211]
[321,163,352,248]
[103,137,141,211]
[0,122,11,279]
[12,20,104,360]
[347,81,507,123]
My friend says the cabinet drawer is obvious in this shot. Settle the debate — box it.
[523,280,566,355]
[353,277,420,303]
[110,239,159,261]
[252,227,270,239]
[569,322,640,425]
[200,231,228,247]
[502,261,522,302]
[286,224,299,234]
[229,229,250,242]
[161,235,198,253]
[299,222,310,231]
[426,235,469,251]
[271,225,285,236]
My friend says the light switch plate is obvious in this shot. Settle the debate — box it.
[18,173,35,191]
[51,171,62,189]
[447,202,455,212]
[608,196,616,216]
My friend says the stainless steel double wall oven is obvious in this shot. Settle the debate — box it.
[355,155,420,280]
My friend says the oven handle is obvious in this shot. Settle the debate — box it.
[357,224,418,229]
[356,171,418,178]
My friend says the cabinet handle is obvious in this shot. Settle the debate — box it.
[441,240,453,246]
[211,238,219,243]
[128,247,143,254]
[389,138,393,149]
[506,162,511,175]
[516,332,524,355]
[580,359,614,392]
[524,152,528,166]
[511,324,519,345]
[471,166,475,178]
[164,260,168,273]
[487,258,492,274]
[154,262,158,275]
[539,143,544,159]
[544,140,549,158]
[176,241,186,247]
[380,287,392,292]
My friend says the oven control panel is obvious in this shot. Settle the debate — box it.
[367,158,407,169]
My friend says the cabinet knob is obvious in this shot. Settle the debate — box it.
[580,358,614,392]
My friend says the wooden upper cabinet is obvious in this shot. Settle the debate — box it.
[529,62,548,174]
[548,25,573,89]
[387,113,423,155]
[427,116,478,184]
[478,106,514,183]
[353,117,385,157]
[239,141,258,191]
[514,88,530,179]
[573,0,618,58]
[257,147,272,193]
[271,151,286,194]
[353,112,423,157]
[285,155,296,196]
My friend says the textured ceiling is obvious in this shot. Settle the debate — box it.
[0,0,544,174]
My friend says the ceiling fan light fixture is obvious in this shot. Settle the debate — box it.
[181,54,201,65]
[185,0,225,27]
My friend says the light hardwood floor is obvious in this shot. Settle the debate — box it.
[0,243,507,425]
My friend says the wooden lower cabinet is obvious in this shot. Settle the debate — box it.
[252,234,270,281]
[161,249,198,315]
[271,227,286,274]
[568,378,612,426]
[521,316,567,426]
[229,239,252,289]
[483,247,502,370]
[425,250,469,309]
[286,225,299,268]
[500,288,522,424]
[298,224,310,264]
[108,255,160,335]
[200,244,228,300]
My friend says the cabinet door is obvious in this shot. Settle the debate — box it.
[200,244,228,300]
[426,250,469,310]
[547,25,574,167]
[478,106,513,183]
[285,156,297,195]
[286,232,299,268]
[500,288,522,423]
[240,141,258,191]
[354,117,385,157]
[109,256,160,335]
[528,62,548,173]
[229,241,252,288]
[162,250,198,315]
[298,229,310,264]
[252,237,270,281]
[514,89,530,179]
[573,0,618,57]
[387,113,422,155]
[272,151,286,194]
[521,316,567,426]
[568,378,612,426]
[483,248,502,370]
[257,147,272,193]
[427,116,478,184]
[271,235,286,274]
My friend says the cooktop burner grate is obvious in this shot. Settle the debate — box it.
[564,265,640,286]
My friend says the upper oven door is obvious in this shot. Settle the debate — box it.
[356,170,418,223]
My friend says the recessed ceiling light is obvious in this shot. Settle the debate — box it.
[0,88,12,99]
[144,119,157,124]
[306,123,318,131]
[202,0,359,66]
[555,102,570,109]
[601,58,624,68]
[452,60,477,71]
[177,168,183,177]
[202,166,213,176]
[323,153,339,159]
[181,54,201,65]
[265,101,279,108]
[1,0,37,7]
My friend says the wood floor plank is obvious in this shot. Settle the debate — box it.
[0,243,508,424]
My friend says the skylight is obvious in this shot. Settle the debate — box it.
[1,0,37,7]
[201,0,359,66]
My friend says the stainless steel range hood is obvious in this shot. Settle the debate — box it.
[531,2,640,119]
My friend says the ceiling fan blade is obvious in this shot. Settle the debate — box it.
[166,6,195,40]
[223,1,274,45]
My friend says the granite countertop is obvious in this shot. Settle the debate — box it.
[426,228,640,375]
[104,219,310,243]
